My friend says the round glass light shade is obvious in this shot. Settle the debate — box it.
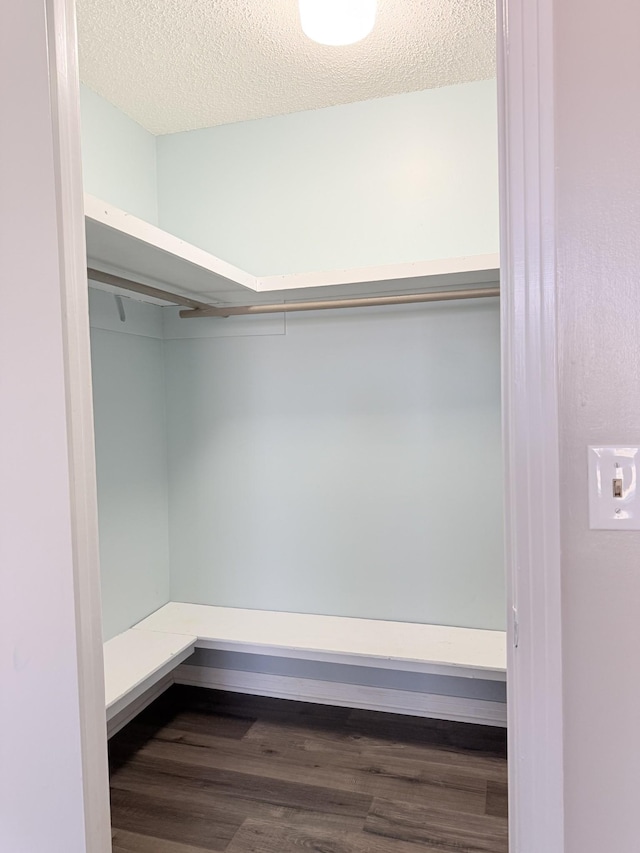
[299,0,377,46]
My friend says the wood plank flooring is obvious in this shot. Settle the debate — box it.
[109,686,508,853]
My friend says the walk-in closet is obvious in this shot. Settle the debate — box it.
[77,1,507,850]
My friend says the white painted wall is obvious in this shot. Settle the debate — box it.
[157,81,499,275]
[555,1,640,850]
[164,299,504,629]
[89,290,171,640]
[80,84,158,224]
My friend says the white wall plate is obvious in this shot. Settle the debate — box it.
[588,446,640,530]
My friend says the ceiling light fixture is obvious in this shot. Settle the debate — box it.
[299,0,377,46]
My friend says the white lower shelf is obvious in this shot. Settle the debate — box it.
[103,628,196,721]
[103,604,506,734]
[135,603,506,681]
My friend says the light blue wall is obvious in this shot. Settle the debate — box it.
[89,294,504,633]
[89,290,170,639]
[79,81,498,274]
[80,85,158,224]
[156,80,499,275]
[164,298,504,630]
[84,83,504,633]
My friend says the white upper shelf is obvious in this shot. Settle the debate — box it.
[85,194,256,301]
[85,195,500,306]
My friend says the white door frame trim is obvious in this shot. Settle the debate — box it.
[498,1,565,850]
[43,0,565,850]
[47,0,112,850]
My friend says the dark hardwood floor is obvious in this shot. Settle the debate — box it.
[109,686,508,853]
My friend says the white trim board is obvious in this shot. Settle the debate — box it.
[85,195,500,307]
[38,2,113,850]
[135,603,507,681]
[175,665,507,728]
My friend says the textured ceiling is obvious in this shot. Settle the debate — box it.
[77,0,496,136]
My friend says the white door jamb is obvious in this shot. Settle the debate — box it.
[499,1,565,850]
[47,0,112,849]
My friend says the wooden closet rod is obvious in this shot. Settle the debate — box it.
[87,267,499,318]
[179,286,501,318]
[87,268,213,311]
